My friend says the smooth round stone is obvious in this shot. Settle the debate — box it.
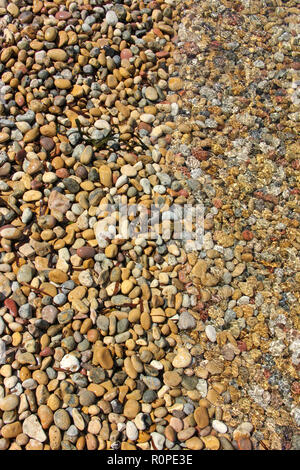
[105,244,118,258]
[121,165,137,177]
[55,11,71,20]
[106,10,118,26]
[22,379,38,390]
[168,77,183,91]
[201,435,220,450]
[163,371,182,387]
[143,390,157,403]
[77,246,95,259]
[123,399,140,419]
[120,49,132,59]
[45,27,57,41]
[80,146,93,165]
[94,119,111,131]
[54,78,71,90]
[142,376,161,390]
[194,406,209,429]
[140,113,155,124]
[205,325,217,342]
[42,305,58,324]
[145,87,158,101]
[0,395,19,411]
[151,432,165,450]
[17,264,35,283]
[4,376,18,389]
[79,390,96,407]
[19,11,33,23]
[0,227,22,240]
[96,315,109,331]
[23,190,43,202]
[49,269,68,284]
[212,420,228,434]
[126,421,138,441]
[54,409,71,431]
[40,137,55,152]
[53,293,67,306]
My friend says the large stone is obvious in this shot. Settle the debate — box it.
[194,406,209,429]
[23,415,47,442]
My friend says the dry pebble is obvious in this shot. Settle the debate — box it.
[0,0,298,453]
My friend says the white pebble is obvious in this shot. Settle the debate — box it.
[126,421,138,441]
[205,325,217,342]
[151,432,165,450]
[212,420,227,434]
[60,354,80,372]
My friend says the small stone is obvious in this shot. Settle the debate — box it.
[54,409,71,431]
[124,399,140,419]
[1,422,22,439]
[60,354,80,372]
[145,87,159,101]
[105,244,118,259]
[48,190,71,214]
[194,406,209,429]
[178,311,196,330]
[168,77,183,91]
[49,269,68,284]
[205,325,217,342]
[163,371,182,387]
[185,437,204,450]
[99,165,112,188]
[106,10,118,26]
[126,421,138,441]
[93,344,113,369]
[0,394,19,411]
[212,420,227,434]
[172,348,192,368]
[201,435,220,450]
[151,432,165,450]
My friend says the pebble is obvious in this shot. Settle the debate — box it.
[126,421,138,441]
[23,415,47,442]
[60,354,80,372]
[212,420,228,434]
[172,348,192,368]
[0,395,19,411]
[205,325,217,342]
[53,409,71,431]
[151,432,165,450]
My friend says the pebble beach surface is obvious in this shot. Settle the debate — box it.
[0,0,299,451]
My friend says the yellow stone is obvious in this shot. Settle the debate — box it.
[48,269,68,284]
[48,49,67,62]
[54,79,72,90]
[24,127,40,143]
[23,190,42,202]
[201,435,220,450]
[105,244,118,258]
[99,165,112,188]
[71,85,84,97]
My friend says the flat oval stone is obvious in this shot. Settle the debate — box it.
[55,11,71,20]
[54,409,71,431]
[77,246,95,259]
[0,227,22,240]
